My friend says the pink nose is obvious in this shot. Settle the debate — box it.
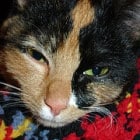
[45,99,67,116]
[45,80,70,116]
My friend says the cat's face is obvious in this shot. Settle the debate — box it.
[0,0,139,127]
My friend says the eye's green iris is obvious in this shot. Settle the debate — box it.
[83,67,109,77]
[83,69,93,76]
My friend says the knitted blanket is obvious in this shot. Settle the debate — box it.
[0,59,140,140]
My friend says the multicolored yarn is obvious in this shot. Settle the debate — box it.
[0,59,140,140]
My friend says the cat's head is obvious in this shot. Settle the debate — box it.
[0,0,140,127]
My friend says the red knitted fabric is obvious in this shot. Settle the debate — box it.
[63,59,140,140]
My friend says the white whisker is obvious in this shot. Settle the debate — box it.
[0,91,20,96]
[0,82,21,91]
[75,119,83,123]
[0,98,21,103]
[21,110,31,114]
[2,102,25,108]
[84,106,111,116]
[82,106,114,129]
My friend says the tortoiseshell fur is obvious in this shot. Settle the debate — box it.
[0,0,140,127]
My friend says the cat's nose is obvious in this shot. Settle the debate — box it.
[45,100,67,116]
[45,80,70,116]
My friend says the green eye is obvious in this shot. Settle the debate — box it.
[83,66,109,77]
[83,69,93,76]
[27,48,46,62]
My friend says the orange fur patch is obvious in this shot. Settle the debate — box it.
[0,0,96,127]
[45,0,95,107]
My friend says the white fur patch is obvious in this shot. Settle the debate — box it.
[39,93,77,121]
[68,93,77,107]
[39,103,54,120]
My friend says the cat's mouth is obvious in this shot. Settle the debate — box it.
[35,102,87,127]
[37,117,70,128]
[35,102,111,127]
[36,114,71,127]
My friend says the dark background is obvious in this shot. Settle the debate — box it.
[0,1,13,25]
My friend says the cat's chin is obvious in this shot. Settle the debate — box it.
[37,117,74,128]
[36,113,86,128]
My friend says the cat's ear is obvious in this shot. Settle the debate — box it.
[16,0,28,10]
[124,1,140,56]
[124,1,140,41]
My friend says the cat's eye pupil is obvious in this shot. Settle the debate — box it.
[92,67,101,76]
[83,66,109,77]
[32,50,43,61]
[23,48,47,63]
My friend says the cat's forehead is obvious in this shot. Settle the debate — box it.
[16,0,95,51]
[2,0,95,79]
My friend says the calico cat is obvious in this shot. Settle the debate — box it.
[0,0,140,127]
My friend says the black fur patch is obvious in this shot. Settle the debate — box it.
[72,0,139,108]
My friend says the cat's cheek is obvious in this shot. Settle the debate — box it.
[4,48,48,81]
[22,53,49,76]
[87,82,122,104]
[3,48,47,96]
[6,48,49,72]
